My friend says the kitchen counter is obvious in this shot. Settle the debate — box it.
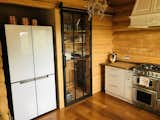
[105,61,137,70]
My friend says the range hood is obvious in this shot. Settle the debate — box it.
[130,0,160,28]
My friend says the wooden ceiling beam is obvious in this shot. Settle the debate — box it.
[108,0,135,7]
[112,3,135,16]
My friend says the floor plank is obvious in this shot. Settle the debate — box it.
[35,92,160,120]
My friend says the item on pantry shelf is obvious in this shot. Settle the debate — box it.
[22,17,29,25]
[32,19,38,26]
[108,52,117,63]
[9,16,17,24]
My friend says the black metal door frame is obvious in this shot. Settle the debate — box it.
[59,2,92,106]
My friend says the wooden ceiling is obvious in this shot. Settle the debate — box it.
[108,0,135,7]
[60,0,136,15]
[107,0,136,15]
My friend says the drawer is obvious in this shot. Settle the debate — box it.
[107,84,118,94]
[107,84,124,97]
[107,75,123,86]
[107,66,125,73]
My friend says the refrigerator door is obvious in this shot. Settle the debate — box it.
[32,26,55,77]
[36,74,57,115]
[11,81,37,120]
[5,25,34,83]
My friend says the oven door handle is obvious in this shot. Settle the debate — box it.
[133,86,157,94]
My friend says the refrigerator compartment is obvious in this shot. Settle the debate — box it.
[36,74,57,115]
[32,26,55,77]
[11,81,37,120]
[5,25,35,83]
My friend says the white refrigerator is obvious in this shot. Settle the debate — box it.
[5,25,57,120]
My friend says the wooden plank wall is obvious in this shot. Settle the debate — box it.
[92,15,113,94]
[54,8,65,109]
[0,42,10,120]
[112,1,160,64]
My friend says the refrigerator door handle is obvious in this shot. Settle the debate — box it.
[12,74,54,84]
[19,78,35,84]
[35,74,54,81]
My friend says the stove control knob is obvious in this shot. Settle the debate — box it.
[146,71,149,76]
[151,72,153,77]
[148,71,150,76]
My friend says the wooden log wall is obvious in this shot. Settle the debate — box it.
[92,15,113,93]
[112,0,160,64]
[0,42,10,120]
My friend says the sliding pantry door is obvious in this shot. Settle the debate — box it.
[61,10,92,106]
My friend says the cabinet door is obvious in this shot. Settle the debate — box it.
[132,0,153,15]
[32,26,55,77]
[124,71,133,101]
[105,66,125,97]
[124,86,133,102]
[11,81,37,120]
[5,25,34,83]
[36,74,57,115]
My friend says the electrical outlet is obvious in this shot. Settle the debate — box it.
[123,56,130,60]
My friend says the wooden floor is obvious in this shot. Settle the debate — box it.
[36,92,160,120]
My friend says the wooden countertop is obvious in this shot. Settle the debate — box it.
[101,61,137,70]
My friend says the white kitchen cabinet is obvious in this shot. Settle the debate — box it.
[11,81,37,120]
[105,66,133,103]
[36,74,57,116]
[5,25,35,83]
[32,26,55,77]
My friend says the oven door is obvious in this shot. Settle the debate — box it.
[133,86,157,110]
